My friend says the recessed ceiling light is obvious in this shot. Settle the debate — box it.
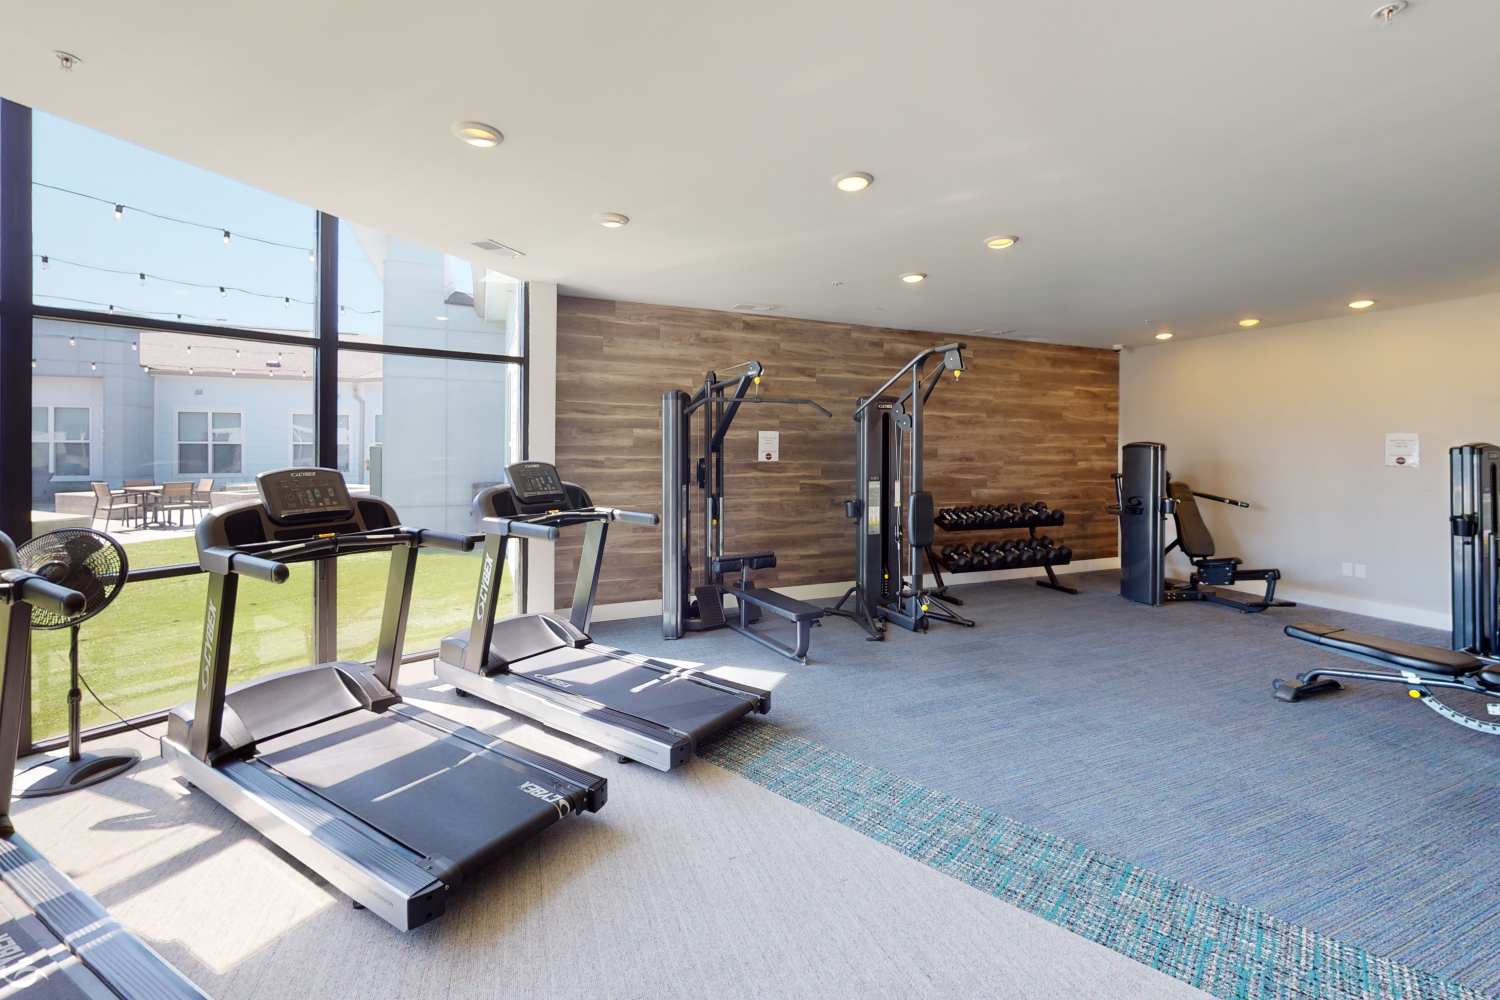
[1155,331,1174,341]
[834,172,873,193]
[597,212,630,229]
[1348,298,1376,310]
[899,272,927,284]
[451,121,503,148]
[984,235,1020,250]
[1238,317,1261,328]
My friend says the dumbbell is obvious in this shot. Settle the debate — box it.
[1046,507,1064,525]
[1051,543,1072,564]
[942,544,972,571]
[936,508,959,530]
[1001,503,1022,525]
[958,506,982,527]
[976,542,1006,569]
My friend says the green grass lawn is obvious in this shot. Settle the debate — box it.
[29,534,509,740]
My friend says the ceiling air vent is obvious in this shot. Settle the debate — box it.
[471,239,525,257]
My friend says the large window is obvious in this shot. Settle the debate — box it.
[31,405,91,478]
[31,112,317,336]
[6,101,527,751]
[177,410,243,475]
[292,412,349,472]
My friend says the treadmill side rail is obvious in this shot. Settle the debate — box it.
[160,739,447,932]
[434,659,692,771]
[0,833,209,999]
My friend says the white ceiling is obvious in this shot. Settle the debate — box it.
[3,0,1499,348]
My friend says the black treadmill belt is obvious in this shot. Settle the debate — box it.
[511,646,761,742]
[256,712,572,877]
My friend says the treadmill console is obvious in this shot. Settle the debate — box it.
[506,462,570,508]
[258,467,355,522]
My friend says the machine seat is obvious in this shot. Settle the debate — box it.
[1167,481,1217,558]
[729,584,824,622]
[712,551,777,574]
[1285,622,1484,678]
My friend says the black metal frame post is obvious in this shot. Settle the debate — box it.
[0,101,32,548]
[313,214,340,664]
[570,520,609,632]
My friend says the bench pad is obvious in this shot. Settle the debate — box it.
[729,585,824,623]
[1285,622,1483,678]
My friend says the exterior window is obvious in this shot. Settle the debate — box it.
[31,405,92,478]
[178,410,242,475]
[292,413,351,472]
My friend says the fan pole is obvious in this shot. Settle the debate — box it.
[67,624,81,763]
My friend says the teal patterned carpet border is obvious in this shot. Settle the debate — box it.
[702,723,1489,1000]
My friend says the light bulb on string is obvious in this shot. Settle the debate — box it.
[30,359,36,369]
[230,368,237,377]
[222,230,231,245]
[218,286,227,299]
[39,256,48,271]
[113,204,124,221]
[308,250,316,264]
[131,341,138,352]
[67,336,76,347]
[90,361,97,371]
[188,367,195,376]
[138,272,146,285]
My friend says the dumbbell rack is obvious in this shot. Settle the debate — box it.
[928,508,1078,597]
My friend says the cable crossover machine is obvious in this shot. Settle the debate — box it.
[828,343,974,639]
[662,361,833,663]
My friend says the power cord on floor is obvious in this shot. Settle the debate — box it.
[76,670,159,741]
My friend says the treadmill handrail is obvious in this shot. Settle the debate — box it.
[202,526,461,576]
[481,516,562,540]
[0,568,85,615]
[480,508,659,538]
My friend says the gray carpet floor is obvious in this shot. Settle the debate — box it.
[12,674,1213,1000]
[592,572,1500,994]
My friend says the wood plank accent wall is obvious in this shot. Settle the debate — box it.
[554,296,1119,608]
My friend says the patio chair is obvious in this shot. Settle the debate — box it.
[192,478,215,517]
[157,481,199,527]
[90,482,143,531]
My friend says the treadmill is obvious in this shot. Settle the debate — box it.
[435,462,772,772]
[160,468,607,931]
[0,532,207,998]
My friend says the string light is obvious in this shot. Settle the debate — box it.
[186,344,193,354]
[31,254,379,314]
[188,367,195,375]
[36,182,314,258]
[308,251,316,264]
[222,230,232,245]
[218,286,227,298]
[131,341,138,351]
[90,361,97,371]
[230,368,237,377]
[30,359,37,369]
[67,336,76,347]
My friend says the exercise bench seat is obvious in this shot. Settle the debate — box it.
[724,582,825,664]
[1285,622,1486,678]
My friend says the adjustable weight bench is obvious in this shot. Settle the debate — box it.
[1165,481,1294,613]
[714,551,826,664]
[1277,621,1500,734]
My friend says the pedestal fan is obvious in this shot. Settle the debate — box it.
[15,528,137,797]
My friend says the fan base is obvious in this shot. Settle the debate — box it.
[16,750,141,798]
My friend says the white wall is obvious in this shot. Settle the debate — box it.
[1120,291,1500,628]
[525,282,558,613]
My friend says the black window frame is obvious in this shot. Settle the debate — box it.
[0,98,528,753]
